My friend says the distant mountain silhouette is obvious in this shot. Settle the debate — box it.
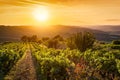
[89,25,120,31]
[0,25,120,42]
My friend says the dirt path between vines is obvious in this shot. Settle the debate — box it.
[5,49,37,80]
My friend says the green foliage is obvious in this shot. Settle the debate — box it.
[1,39,120,80]
[84,49,120,79]
[47,39,59,49]
[67,32,95,52]
[38,39,42,44]
[111,45,120,49]
[116,59,120,74]
[45,35,64,49]
[53,35,64,41]
[30,35,38,42]
[31,42,120,80]
[21,35,38,42]
[42,37,50,42]
[21,35,28,42]
[112,40,120,45]
[66,36,76,50]
[0,43,26,76]
[31,43,82,80]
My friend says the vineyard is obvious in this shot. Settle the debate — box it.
[0,41,120,80]
[0,43,26,79]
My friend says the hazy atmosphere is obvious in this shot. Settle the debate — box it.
[1,0,120,80]
[0,0,120,26]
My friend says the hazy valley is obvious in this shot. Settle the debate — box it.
[0,25,120,42]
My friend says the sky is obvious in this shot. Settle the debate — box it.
[0,0,120,26]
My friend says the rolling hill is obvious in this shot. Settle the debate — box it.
[0,25,120,42]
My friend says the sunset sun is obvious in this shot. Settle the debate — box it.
[32,7,49,22]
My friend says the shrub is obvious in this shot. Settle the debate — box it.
[112,40,120,45]
[47,39,59,49]
[53,35,64,41]
[67,32,95,52]
[42,37,50,42]
[111,45,120,49]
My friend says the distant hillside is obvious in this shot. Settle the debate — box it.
[88,25,120,31]
[0,25,120,42]
[88,25,120,36]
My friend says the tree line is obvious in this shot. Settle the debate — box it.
[21,32,95,52]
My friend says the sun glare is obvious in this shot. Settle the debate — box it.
[32,7,49,22]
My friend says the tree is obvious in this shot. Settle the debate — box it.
[66,36,76,50]
[53,35,64,41]
[42,37,49,42]
[112,40,120,45]
[21,35,38,42]
[67,32,95,52]
[38,39,42,44]
[30,35,38,42]
[21,35,28,42]
[47,39,59,49]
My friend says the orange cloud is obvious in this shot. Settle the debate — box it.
[106,19,120,22]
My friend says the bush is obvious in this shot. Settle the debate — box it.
[67,32,95,52]
[21,35,38,42]
[38,40,42,44]
[21,35,28,42]
[112,40,120,45]
[42,37,49,42]
[47,39,59,49]
[53,35,64,41]
[111,45,120,49]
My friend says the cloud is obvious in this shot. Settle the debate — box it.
[106,19,120,22]
[0,0,120,7]
[0,0,79,6]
